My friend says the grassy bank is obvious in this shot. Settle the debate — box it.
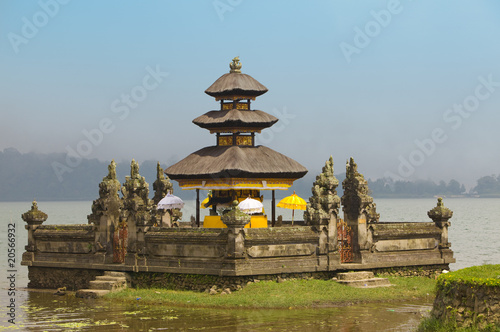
[418,317,500,332]
[436,264,500,290]
[104,276,436,309]
[418,265,500,332]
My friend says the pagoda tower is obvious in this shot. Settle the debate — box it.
[166,57,307,227]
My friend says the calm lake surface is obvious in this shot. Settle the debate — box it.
[1,198,499,330]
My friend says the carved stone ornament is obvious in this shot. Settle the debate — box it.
[341,157,380,222]
[87,160,122,225]
[229,56,242,73]
[304,156,340,225]
[427,197,453,222]
[22,200,48,224]
[153,162,173,205]
[221,200,250,228]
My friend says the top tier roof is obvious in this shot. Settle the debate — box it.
[205,57,268,100]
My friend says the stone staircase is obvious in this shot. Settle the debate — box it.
[335,271,392,288]
[76,271,129,298]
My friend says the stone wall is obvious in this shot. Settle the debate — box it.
[432,281,500,328]
[21,197,455,289]
[129,266,444,293]
[27,267,104,291]
[22,222,454,278]
[131,271,334,293]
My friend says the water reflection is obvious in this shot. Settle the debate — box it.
[1,291,430,331]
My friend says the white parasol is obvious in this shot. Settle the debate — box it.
[157,193,185,210]
[237,197,263,214]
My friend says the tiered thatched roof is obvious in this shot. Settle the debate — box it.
[205,72,268,99]
[193,109,278,131]
[165,145,307,180]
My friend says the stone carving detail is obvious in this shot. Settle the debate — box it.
[221,200,250,228]
[229,56,242,73]
[87,160,122,226]
[152,162,183,227]
[304,156,341,225]
[152,162,173,205]
[341,157,379,223]
[122,159,152,225]
[22,200,48,224]
[427,197,453,222]
[22,200,48,253]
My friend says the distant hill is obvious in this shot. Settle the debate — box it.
[0,148,164,201]
[0,148,496,202]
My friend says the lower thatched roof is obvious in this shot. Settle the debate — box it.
[165,145,307,180]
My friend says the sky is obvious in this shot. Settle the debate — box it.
[1,0,500,188]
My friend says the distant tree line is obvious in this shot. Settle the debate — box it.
[471,174,500,197]
[0,148,167,201]
[367,178,467,198]
[0,148,499,201]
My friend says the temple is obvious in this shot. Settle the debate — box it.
[166,57,307,227]
[20,58,455,294]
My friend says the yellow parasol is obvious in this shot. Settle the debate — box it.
[201,196,210,209]
[276,191,307,225]
[201,191,212,209]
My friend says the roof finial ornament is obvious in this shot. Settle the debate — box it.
[229,56,242,73]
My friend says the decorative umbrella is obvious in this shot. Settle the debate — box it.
[277,191,306,225]
[157,193,185,210]
[238,197,264,215]
[201,196,210,209]
[201,191,212,209]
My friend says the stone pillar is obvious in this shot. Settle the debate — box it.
[221,201,250,259]
[341,158,380,262]
[122,159,152,265]
[303,156,341,252]
[22,200,48,252]
[427,197,453,248]
[87,160,122,261]
[153,162,174,226]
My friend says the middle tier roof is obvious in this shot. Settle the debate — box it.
[192,109,278,133]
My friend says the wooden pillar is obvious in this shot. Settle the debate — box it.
[272,190,276,227]
[196,189,200,227]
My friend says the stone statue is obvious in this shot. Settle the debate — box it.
[304,156,341,225]
[341,157,379,223]
[229,56,242,73]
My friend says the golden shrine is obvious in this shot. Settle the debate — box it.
[165,57,308,227]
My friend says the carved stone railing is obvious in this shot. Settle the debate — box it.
[33,225,95,254]
[368,222,442,252]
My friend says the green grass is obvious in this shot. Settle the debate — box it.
[104,276,436,309]
[418,317,500,332]
[437,264,500,290]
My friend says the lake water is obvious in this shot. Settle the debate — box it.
[1,198,499,330]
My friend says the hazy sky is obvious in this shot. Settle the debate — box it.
[1,1,500,188]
